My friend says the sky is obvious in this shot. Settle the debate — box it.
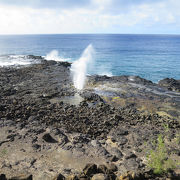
[0,0,179,34]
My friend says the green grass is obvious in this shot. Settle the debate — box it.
[147,134,176,175]
[0,148,7,157]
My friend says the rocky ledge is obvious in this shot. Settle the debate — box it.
[0,56,180,180]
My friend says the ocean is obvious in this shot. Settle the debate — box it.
[0,34,180,82]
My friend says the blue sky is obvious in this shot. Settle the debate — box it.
[0,0,179,34]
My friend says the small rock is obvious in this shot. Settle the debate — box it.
[124,152,137,159]
[63,168,71,174]
[42,133,58,143]
[27,116,37,122]
[98,165,109,174]
[83,163,98,177]
[124,158,139,171]
[9,174,32,180]
[109,148,123,159]
[106,163,118,172]
[91,140,101,147]
[116,171,135,180]
[52,173,65,180]
[91,173,108,180]
[66,175,79,180]
[32,144,41,150]
[109,155,119,162]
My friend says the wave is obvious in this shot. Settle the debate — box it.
[98,72,113,77]
[45,50,70,62]
[0,55,40,67]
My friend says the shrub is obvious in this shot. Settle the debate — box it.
[147,134,176,174]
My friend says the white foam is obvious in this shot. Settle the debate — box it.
[0,55,35,67]
[71,44,95,90]
[99,72,113,77]
[45,50,69,62]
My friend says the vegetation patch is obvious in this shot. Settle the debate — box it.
[146,134,177,175]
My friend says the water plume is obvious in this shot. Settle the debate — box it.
[71,44,94,90]
[45,50,65,61]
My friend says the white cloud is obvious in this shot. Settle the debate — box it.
[0,0,179,34]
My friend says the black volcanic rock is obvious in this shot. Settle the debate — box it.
[27,55,44,60]
[42,133,58,143]
[158,78,180,92]
[0,60,179,179]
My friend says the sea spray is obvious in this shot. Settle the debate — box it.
[71,44,94,90]
[45,50,67,61]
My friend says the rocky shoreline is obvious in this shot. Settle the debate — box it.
[0,56,180,180]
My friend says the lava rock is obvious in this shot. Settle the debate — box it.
[158,78,180,92]
[42,133,58,143]
[9,174,32,180]
[0,174,7,180]
[91,173,108,180]
[83,164,98,177]
[52,173,65,180]
[98,165,109,174]
[66,175,79,180]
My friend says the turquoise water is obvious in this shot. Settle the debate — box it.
[0,34,180,82]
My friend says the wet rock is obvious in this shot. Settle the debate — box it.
[128,76,153,85]
[42,60,57,66]
[42,133,58,143]
[58,61,71,67]
[83,164,98,177]
[27,55,44,60]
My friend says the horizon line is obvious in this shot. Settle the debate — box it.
[0,33,180,36]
